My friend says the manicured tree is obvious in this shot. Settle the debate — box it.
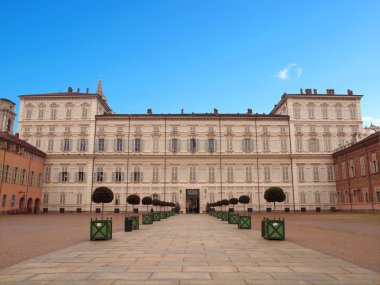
[216,200,222,211]
[141,196,153,213]
[174,202,181,213]
[264,186,286,219]
[92,187,114,220]
[238,195,250,215]
[221,199,229,212]
[127,194,141,213]
[229,198,238,211]
[152,198,160,211]
[205,202,210,213]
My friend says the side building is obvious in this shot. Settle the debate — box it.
[16,85,364,213]
[333,131,380,212]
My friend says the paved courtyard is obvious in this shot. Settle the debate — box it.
[1,214,379,285]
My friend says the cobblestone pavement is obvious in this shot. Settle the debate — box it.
[1,214,379,285]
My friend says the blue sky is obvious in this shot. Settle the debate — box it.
[1,0,379,126]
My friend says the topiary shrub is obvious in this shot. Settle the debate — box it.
[239,195,250,215]
[264,186,286,219]
[127,194,141,213]
[216,200,222,210]
[92,187,114,219]
[221,199,229,211]
[229,198,238,210]
[152,199,160,211]
[141,196,153,212]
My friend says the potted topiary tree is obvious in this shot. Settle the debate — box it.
[127,194,140,230]
[90,187,114,240]
[238,195,251,229]
[152,198,161,221]
[141,196,153,224]
[221,199,229,221]
[160,201,168,219]
[263,186,286,240]
[228,198,239,224]
[216,200,223,219]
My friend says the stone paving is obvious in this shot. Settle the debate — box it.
[1,214,379,285]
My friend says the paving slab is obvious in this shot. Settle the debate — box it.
[1,214,379,285]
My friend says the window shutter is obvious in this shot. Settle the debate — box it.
[140,139,144,152]
[95,139,98,151]
[112,172,115,182]
[196,139,200,151]
[85,139,88,151]
[316,139,320,151]
[130,172,134,182]
[77,139,80,151]
[93,172,97,182]
[140,172,144,182]
[103,172,107,182]
[187,139,190,152]
[177,140,181,152]
[58,172,62,182]
[131,139,135,152]
[75,172,78,182]
[214,140,218,151]
[121,172,125,182]
[67,173,70,182]
[114,139,117,151]
[204,140,208,151]
[168,140,172,152]
[242,139,245,152]
[104,140,107,152]
[61,139,64,151]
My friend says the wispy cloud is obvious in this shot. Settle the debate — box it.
[276,63,302,80]
[362,116,380,125]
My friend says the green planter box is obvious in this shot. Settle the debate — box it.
[238,215,251,229]
[216,211,223,219]
[131,215,139,230]
[228,213,239,224]
[221,212,229,221]
[90,219,112,240]
[263,218,285,240]
[160,211,167,219]
[153,212,161,221]
[142,214,153,224]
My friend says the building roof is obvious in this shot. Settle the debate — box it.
[332,131,380,157]
[0,132,46,158]
[0,98,16,105]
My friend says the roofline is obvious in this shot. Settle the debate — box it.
[332,131,380,157]
[0,132,47,158]
[0,98,16,105]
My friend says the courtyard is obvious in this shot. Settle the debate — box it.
[0,212,379,284]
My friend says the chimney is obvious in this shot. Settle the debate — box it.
[305,88,312,95]
[181,108,184,114]
[147,108,152,115]
[15,133,19,138]
[300,88,304,94]
[77,88,80,93]
[347,89,353,95]
[213,108,218,114]
[313,89,317,94]
[86,88,89,94]
[247,108,252,114]
[68,87,73,93]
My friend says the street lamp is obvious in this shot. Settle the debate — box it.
[204,188,207,198]
[179,189,182,197]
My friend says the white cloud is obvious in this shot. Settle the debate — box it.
[362,116,380,124]
[276,63,302,80]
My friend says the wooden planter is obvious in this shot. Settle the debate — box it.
[153,212,161,221]
[131,215,139,230]
[160,211,167,219]
[221,212,229,221]
[228,213,239,224]
[90,219,112,240]
[238,215,251,229]
[142,214,153,224]
[262,218,285,240]
[216,211,223,219]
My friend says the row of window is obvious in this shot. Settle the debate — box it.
[46,164,335,184]
[338,187,380,204]
[25,107,89,120]
[339,153,379,179]
[295,125,359,134]
[295,137,355,152]
[293,105,357,120]
[0,165,42,187]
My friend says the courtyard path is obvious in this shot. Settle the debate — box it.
[1,214,379,284]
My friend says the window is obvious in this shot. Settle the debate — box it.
[370,154,378,174]
[96,167,104,182]
[78,139,88,151]
[323,126,330,133]
[171,166,178,182]
[3,165,10,183]
[2,195,6,207]
[207,139,216,152]
[134,126,141,132]
[246,166,252,182]
[342,162,347,179]
[115,138,123,152]
[296,137,303,152]
[21,169,27,185]
[66,108,72,119]
[43,193,49,204]
[244,126,250,132]
[35,139,41,148]
[294,106,301,119]
[114,166,123,183]
[48,139,54,151]
[29,171,35,186]
[308,106,315,119]
[153,138,159,152]
[114,194,120,205]
[242,139,253,152]
[44,166,51,183]
[327,165,334,182]
[226,137,233,152]
[309,138,319,152]
[375,187,380,202]
[12,167,18,184]
[315,192,321,204]
[82,107,88,118]
[81,126,87,133]
[170,139,179,153]
[309,126,316,133]
[349,160,355,178]
[313,165,319,182]
[336,108,342,119]
[337,126,344,133]
[227,167,234,182]
[282,166,289,182]
[77,166,85,182]
[360,157,366,175]
[351,125,358,133]
[208,126,214,132]
[322,107,328,119]
[338,138,345,147]
[350,107,357,119]
[133,138,142,152]
[26,109,32,119]
[280,139,287,152]
[132,167,143,182]
[171,193,178,203]
[285,192,290,204]
[50,108,57,119]
[209,166,215,182]
[189,139,197,153]
[62,139,71,152]
[38,109,44,119]
[262,138,270,151]
[77,193,82,204]
[60,167,69,182]
[329,192,336,204]
[298,165,305,182]
[209,193,215,203]
[226,126,232,133]
[11,195,15,207]
[152,166,159,182]
[280,126,286,132]
[264,166,271,181]
[97,138,105,151]
[262,126,268,132]
[190,166,196,183]
[153,125,160,132]
[38,173,42,187]
[60,193,66,205]
[324,138,331,151]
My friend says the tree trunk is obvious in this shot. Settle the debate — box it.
[273,201,276,219]
[101,203,104,220]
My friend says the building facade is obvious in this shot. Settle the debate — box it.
[333,132,380,212]
[16,84,364,213]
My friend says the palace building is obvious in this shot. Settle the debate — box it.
[15,83,369,213]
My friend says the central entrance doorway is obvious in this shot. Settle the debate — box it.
[186,189,199,213]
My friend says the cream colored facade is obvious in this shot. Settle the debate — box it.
[16,85,364,213]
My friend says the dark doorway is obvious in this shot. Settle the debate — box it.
[186,189,199,213]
